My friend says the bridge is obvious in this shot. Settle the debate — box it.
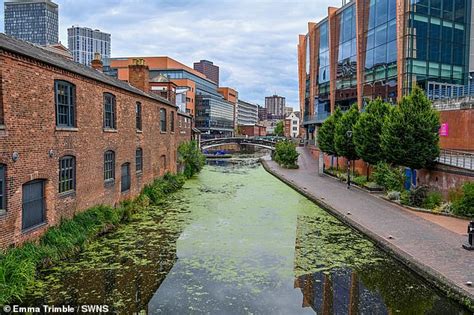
[200,137,279,151]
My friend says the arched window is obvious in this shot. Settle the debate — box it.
[135,148,143,173]
[0,164,6,212]
[104,150,115,182]
[121,163,131,192]
[160,108,167,132]
[59,156,75,193]
[55,80,76,128]
[103,93,116,129]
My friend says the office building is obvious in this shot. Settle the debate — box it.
[236,100,259,126]
[4,0,59,45]
[68,26,111,66]
[194,60,220,85]
[265,95,286,119]
[298,0,472,140]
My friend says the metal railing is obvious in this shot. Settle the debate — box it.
[432,95,474,111]
[436,149,474,171]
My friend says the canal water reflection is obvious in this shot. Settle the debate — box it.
[23,161,469,314]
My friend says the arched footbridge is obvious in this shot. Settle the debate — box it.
[200,137,280,151]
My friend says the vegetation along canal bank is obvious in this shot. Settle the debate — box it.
[1,158,469,313]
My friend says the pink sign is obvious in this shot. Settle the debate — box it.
[440,123,449,137]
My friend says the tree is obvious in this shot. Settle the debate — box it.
[335,104,360,162]
[381,86,440,176]
[274,140,299,168]
[318,107,342,156]
[177,140,206,178]
[353,98,391,179]
[274,121,284,136]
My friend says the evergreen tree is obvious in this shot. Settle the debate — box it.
[317,107,342,156]
[353,99,392,179]
[381,86,440,172]
[335,104,360,161]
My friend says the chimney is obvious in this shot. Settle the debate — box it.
[91,52,103,72]
[128,58,150,92]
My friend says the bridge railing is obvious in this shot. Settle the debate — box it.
[436,149,474,171]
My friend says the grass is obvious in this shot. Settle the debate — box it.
[0,173,186,305]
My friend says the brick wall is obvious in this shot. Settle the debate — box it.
[439,109,474,152]
[0,51,180,248]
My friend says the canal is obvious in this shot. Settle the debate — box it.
[22,161,469,314]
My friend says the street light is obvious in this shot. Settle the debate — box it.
[346,130,353,189]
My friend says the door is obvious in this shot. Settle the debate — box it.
[121,163,131,192]
[22,180,46,230]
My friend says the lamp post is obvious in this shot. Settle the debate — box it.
[346,130,353,189]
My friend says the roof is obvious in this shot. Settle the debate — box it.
[0,33,175,107]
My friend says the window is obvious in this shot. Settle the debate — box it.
[104,150,115,182]
[136,102,142,131]
[160,108,167,132]
[22,180,46,230]
[136,148,143,173]
[103,93,116,129]
[0,164,5,212]
[55,80,75,127]
[170,111,175,132]
[121,163,131,192]
[59,156,75,193]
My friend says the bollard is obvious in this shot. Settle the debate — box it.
[462,221,474,250]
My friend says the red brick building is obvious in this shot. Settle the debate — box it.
[0,34,191,248]
[238,124,266,137]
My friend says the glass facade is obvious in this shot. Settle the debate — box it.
[404,0,471,98]
[361,0,398,103]
[335,4,358,110]
[67,27,111,66]
[5,0,59,46]
[317,21,331,122]
[195,95,235,139]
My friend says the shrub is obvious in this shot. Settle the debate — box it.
[423,191,443,210]
[352,176,368,186]
[373,162,405,192]
[387,191,401,201]
[408,186,429,208]
[274,140,299,167]
[178,140,206,179]
[452,182,474,217]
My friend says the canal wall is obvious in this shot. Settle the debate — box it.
[261,158,474,311]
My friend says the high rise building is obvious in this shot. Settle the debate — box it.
[193,60,220,85]
[68,26,111,66]
[298,0,472,140]
[4,0,59,46]
[265,95,286,118]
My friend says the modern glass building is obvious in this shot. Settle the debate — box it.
[67,26,111,66]
[298,0,472,141]
[236,100,259,126]
[4,0,59,46]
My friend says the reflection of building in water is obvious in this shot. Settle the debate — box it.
[293,215,388,314]
[294,268,389,314]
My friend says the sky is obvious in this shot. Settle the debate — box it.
[0,0,339,108]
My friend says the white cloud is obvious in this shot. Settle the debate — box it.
[0,0,340,108]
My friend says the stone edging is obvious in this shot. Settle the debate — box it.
[260,159,474,311]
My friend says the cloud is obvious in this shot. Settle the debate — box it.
[0,0,339,108]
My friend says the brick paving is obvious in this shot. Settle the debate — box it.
[263,147,474,306]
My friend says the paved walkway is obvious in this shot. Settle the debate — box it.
[263,147,474,307]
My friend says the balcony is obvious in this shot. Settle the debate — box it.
[303,110,331,125]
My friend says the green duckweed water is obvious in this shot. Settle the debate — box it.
[21,161,470,314]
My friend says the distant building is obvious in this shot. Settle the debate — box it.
[4,0,59,46]
[68,26,111,66]
[285,106,294,116]
[41,43,73,60]
[194,60,219,85]
[239,124,266,137]
[236,100,258,126]
[265,95,286,119]
[258,105,268,121]
[284,112,300,138]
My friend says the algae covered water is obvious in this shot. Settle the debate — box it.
[21,162,469,314]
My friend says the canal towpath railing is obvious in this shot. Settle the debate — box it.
[436,149,474,171]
